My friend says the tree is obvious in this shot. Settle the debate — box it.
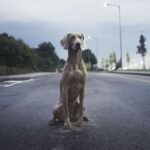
[0,33,36,69]
[112,52,117,65]
[108,52,117,70]
[137,34,147,69]
[82,49,97,70]
[105,58,109,70]
[100,58,109,70]
[109,53,113,70]
[59,59,66,67]
[0,32,60,74]
[36,42,59,71]
[82,49,91,63]
[115,59,122,70]
[90,53,97,68]
[100,58,105,69]
[126,52,130,66]
[57,59,66,69]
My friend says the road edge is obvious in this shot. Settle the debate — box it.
[105,71,150,76]
[0,72,57,82]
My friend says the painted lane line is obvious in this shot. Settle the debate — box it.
[4,79,34,87]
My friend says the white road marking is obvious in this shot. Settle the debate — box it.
[3,79,34,87]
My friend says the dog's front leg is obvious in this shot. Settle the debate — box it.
[77,87,85,127]
[63,88,72,128]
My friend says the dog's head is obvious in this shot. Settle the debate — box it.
[60,33,85,51]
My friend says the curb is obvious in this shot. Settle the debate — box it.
[107,71,150,76]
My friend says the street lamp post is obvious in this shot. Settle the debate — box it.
[104,3,123,70]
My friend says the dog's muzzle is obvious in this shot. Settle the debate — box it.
[75,42,81,50]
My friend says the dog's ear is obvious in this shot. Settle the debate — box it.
[81,33,85,40]
[80,33,87,50]
[60,33,70,50]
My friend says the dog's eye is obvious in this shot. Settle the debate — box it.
[78,36,82,39]
[70,36,75,40]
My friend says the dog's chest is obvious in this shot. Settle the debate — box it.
[67,70,85,100]
[68,69,85,85]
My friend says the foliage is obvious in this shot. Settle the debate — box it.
[126,52,130,65]
[137,34,147,56]
[105,58,109,69]
[35,42,59,71]
[101,52,119,70]
[58,59,66,68]
[82,49,97,70]
[100,58,105,69]
[137,34,147,69]
[0,33,36,69]
[100,58,109,70]
[115,59,122,70]
[108,52,117,70]
[112,52,117,64]
[0,32,60,74]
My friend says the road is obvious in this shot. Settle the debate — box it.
[0,73,150,150]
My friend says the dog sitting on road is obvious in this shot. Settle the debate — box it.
[49,33,88,128]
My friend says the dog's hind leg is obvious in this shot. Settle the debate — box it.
[49,102,65,126]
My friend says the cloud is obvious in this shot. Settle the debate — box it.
[0,0,150,26]
[0,0,150,67]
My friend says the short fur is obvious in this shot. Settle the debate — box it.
[49,33,87,128]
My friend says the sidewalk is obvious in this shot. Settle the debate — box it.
[109,70,150,76]
[0,72,56,81]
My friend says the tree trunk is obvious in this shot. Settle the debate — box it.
[142,56,146,70]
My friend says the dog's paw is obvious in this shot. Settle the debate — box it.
[83,116,89,122]
[48,119,56,126]
[77,116,84,127]
[64,119,72,129]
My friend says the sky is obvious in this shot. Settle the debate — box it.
[0,0,150,68]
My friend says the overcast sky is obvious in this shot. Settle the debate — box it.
[0,0,150,68]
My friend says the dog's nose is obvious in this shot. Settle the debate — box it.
[75,43,81,49]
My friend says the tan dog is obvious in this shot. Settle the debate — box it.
[49,33,87,128]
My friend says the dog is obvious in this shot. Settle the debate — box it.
[49,33,88,128]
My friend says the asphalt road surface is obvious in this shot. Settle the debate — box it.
[0,73,150,150]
